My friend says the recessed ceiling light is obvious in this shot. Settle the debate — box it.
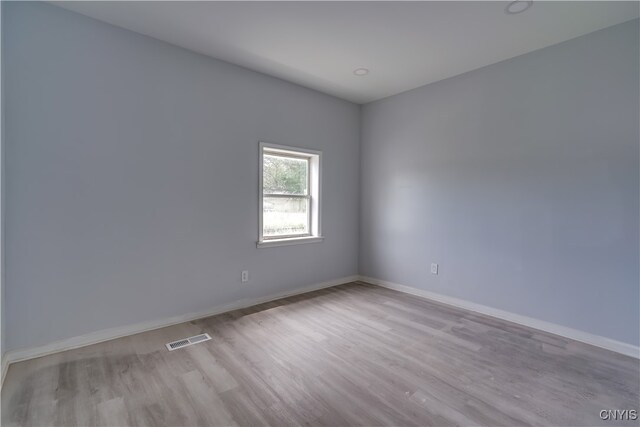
[505,0,533,15]
[353,68,369,76]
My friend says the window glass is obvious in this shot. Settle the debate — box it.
[263,154,308,195]
[263,197,309,237]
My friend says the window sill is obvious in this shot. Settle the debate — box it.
[257,236,324,248]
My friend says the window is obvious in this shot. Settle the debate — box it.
[258,143,322,248]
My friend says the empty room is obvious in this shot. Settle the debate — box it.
[0,1,638,426]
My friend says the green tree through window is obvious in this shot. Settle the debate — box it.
[263,155,308,195]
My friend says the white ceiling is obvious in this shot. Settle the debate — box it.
[53,1,639,104]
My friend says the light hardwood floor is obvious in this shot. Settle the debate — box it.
[2,282,639,426]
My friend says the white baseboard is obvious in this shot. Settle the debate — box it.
[3,273,636,386]
[359,275,639,359]
[3,275,359,369]
[1,354,8,388]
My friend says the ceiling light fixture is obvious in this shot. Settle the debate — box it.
[353,68,370,76]
[505,0,533,15]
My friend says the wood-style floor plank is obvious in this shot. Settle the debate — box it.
[2,282,638,426]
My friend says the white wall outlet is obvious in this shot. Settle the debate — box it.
[241,270,249,283]
[430,263,438,275]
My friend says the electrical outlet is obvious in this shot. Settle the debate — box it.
[241,270,249,283]
[430,263,438,275]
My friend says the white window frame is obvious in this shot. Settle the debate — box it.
[258,142,323,248]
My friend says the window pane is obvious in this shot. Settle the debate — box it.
[263,154,308,195]
[263,197,309,237]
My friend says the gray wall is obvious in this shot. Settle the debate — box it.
[4,2,638,352]
[1,0,5,360]
[360,19,640,346]
[4,2,360,351]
